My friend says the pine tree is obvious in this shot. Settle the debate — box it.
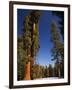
[48,64,53,77]
[51,21,64,78]
[52,11,64,39]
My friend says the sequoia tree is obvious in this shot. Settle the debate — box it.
[23,10,40,80]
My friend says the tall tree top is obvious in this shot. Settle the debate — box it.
[30,10,41,23]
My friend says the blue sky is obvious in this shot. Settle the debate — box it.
[17,9,63,66]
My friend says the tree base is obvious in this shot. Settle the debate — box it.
[24,61,31,80]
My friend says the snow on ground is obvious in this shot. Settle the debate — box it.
[34,77,62,80]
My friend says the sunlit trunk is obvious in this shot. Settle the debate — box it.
[24,61,31,80]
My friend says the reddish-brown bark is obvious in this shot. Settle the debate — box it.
[24,61,31,80]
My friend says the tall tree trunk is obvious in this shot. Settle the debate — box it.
[24,61,31,80]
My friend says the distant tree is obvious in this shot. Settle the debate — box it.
[31,64,42,79]
[48,64,53,77]
[51,21,64,78]
[44,66,48,77]
[52,11,64,39]
[41,66,46,78]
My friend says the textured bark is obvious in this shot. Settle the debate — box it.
[24,61,31,80]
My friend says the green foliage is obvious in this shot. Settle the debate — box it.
[23,10,40,57]
[17,11,64,80]
[17,36,27,80]
[32,64,42,79]
[51,21,64,60]
[17,10,40,80]
[52,11,64,39]
[31,64,56,79]
[48,64,53,77]
[33,24,40,57]
[23,16,32,50]
[30,10,40,23]
[51,21,64,78]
